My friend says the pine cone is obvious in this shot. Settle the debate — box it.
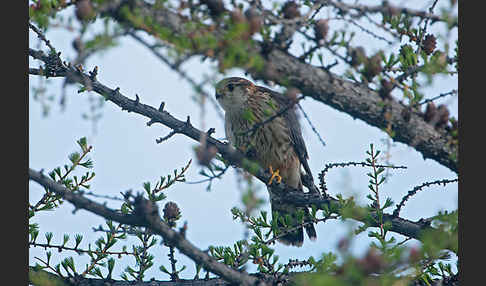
[436,104,450,128]
[350,46,366,67]
[314,19,329,42]
[163,202,181,227]
[422,34,437,55]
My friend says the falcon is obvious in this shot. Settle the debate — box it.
[215,77,317,246]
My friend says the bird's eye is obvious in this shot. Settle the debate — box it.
[227,84,234,92]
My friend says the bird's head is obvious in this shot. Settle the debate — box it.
[215,77,254,112]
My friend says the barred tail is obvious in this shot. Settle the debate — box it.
[270,200,317,247]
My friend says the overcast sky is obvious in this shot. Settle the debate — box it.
[29,0,458,280]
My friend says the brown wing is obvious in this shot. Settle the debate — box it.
[257,86,313,181]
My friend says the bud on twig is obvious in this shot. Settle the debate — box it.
[424,102,437,123]
[282,1,301,19]
[163,202,181,227]
[245,7,263,35]
[436,104,450,129]
[349,46,366,67]
[75,0,95,22]
[363,53,383,81]
[314,19,329,43]
[379,79,393,100]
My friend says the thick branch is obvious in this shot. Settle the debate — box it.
[262,49,457,173]
[29,47,447,242]
[322,0,455,25]
[272,190,435,240]
[28,266,458,286]
[28,169,262,286]
[97,1,457,173]
[29,266,233,286]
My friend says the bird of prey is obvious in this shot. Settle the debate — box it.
[215,77,316,246]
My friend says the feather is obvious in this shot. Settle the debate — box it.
[256,86,313,180]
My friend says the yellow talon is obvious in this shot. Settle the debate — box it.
[268,165,282,185]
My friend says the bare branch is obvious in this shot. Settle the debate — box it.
[29,22,57,52]
[28,48,446,243]
[318,161,407,193]
[393,178,458,217]
[29,266,236,286]
[127,31,224,119]
[270,188,442,244]
[416,89,458,106]
[297,103,327,148]
[95,1,457,173]
[28,169,263,286]
[322,0,455,26]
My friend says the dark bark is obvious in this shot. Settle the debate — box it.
[96,0,457,173]
[28,169,263,286]
[28,53,448,243]
[29,267,231,286]
[271,189,436,240]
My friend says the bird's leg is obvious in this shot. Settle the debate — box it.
[268,165,282,185]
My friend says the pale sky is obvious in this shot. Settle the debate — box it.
[29,0,458,280]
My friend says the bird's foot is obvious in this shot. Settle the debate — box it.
[267,165,282,185]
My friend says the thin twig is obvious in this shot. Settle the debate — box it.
[29,22,57,52]
[368,145,384,237]
[29,169,262,286]
[323,0,453,25]
[81,191,125,201]
[339,16,394,45]
[157,130,178,144]
[393,178,458,217]
[168,245,179,281]
[318,161,407,193]
[237,95,305,136]
[27,41,450,243]
[363,13,401,40]
[128,31,224,120]
[263,215,338,246]
[82,223,124,277]
[297,103,326,148]
[416,89,458,106]
[185,165,229,185]
[30,242,134,257]
[415,0,440,58]
[34,257,64,277]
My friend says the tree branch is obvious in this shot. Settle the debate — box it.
[29,266,234,286]
[270,189,436,241]
[96,0,457,173]
[28,46,450,244]
[28,169,262,286]
[322,0,456,26]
